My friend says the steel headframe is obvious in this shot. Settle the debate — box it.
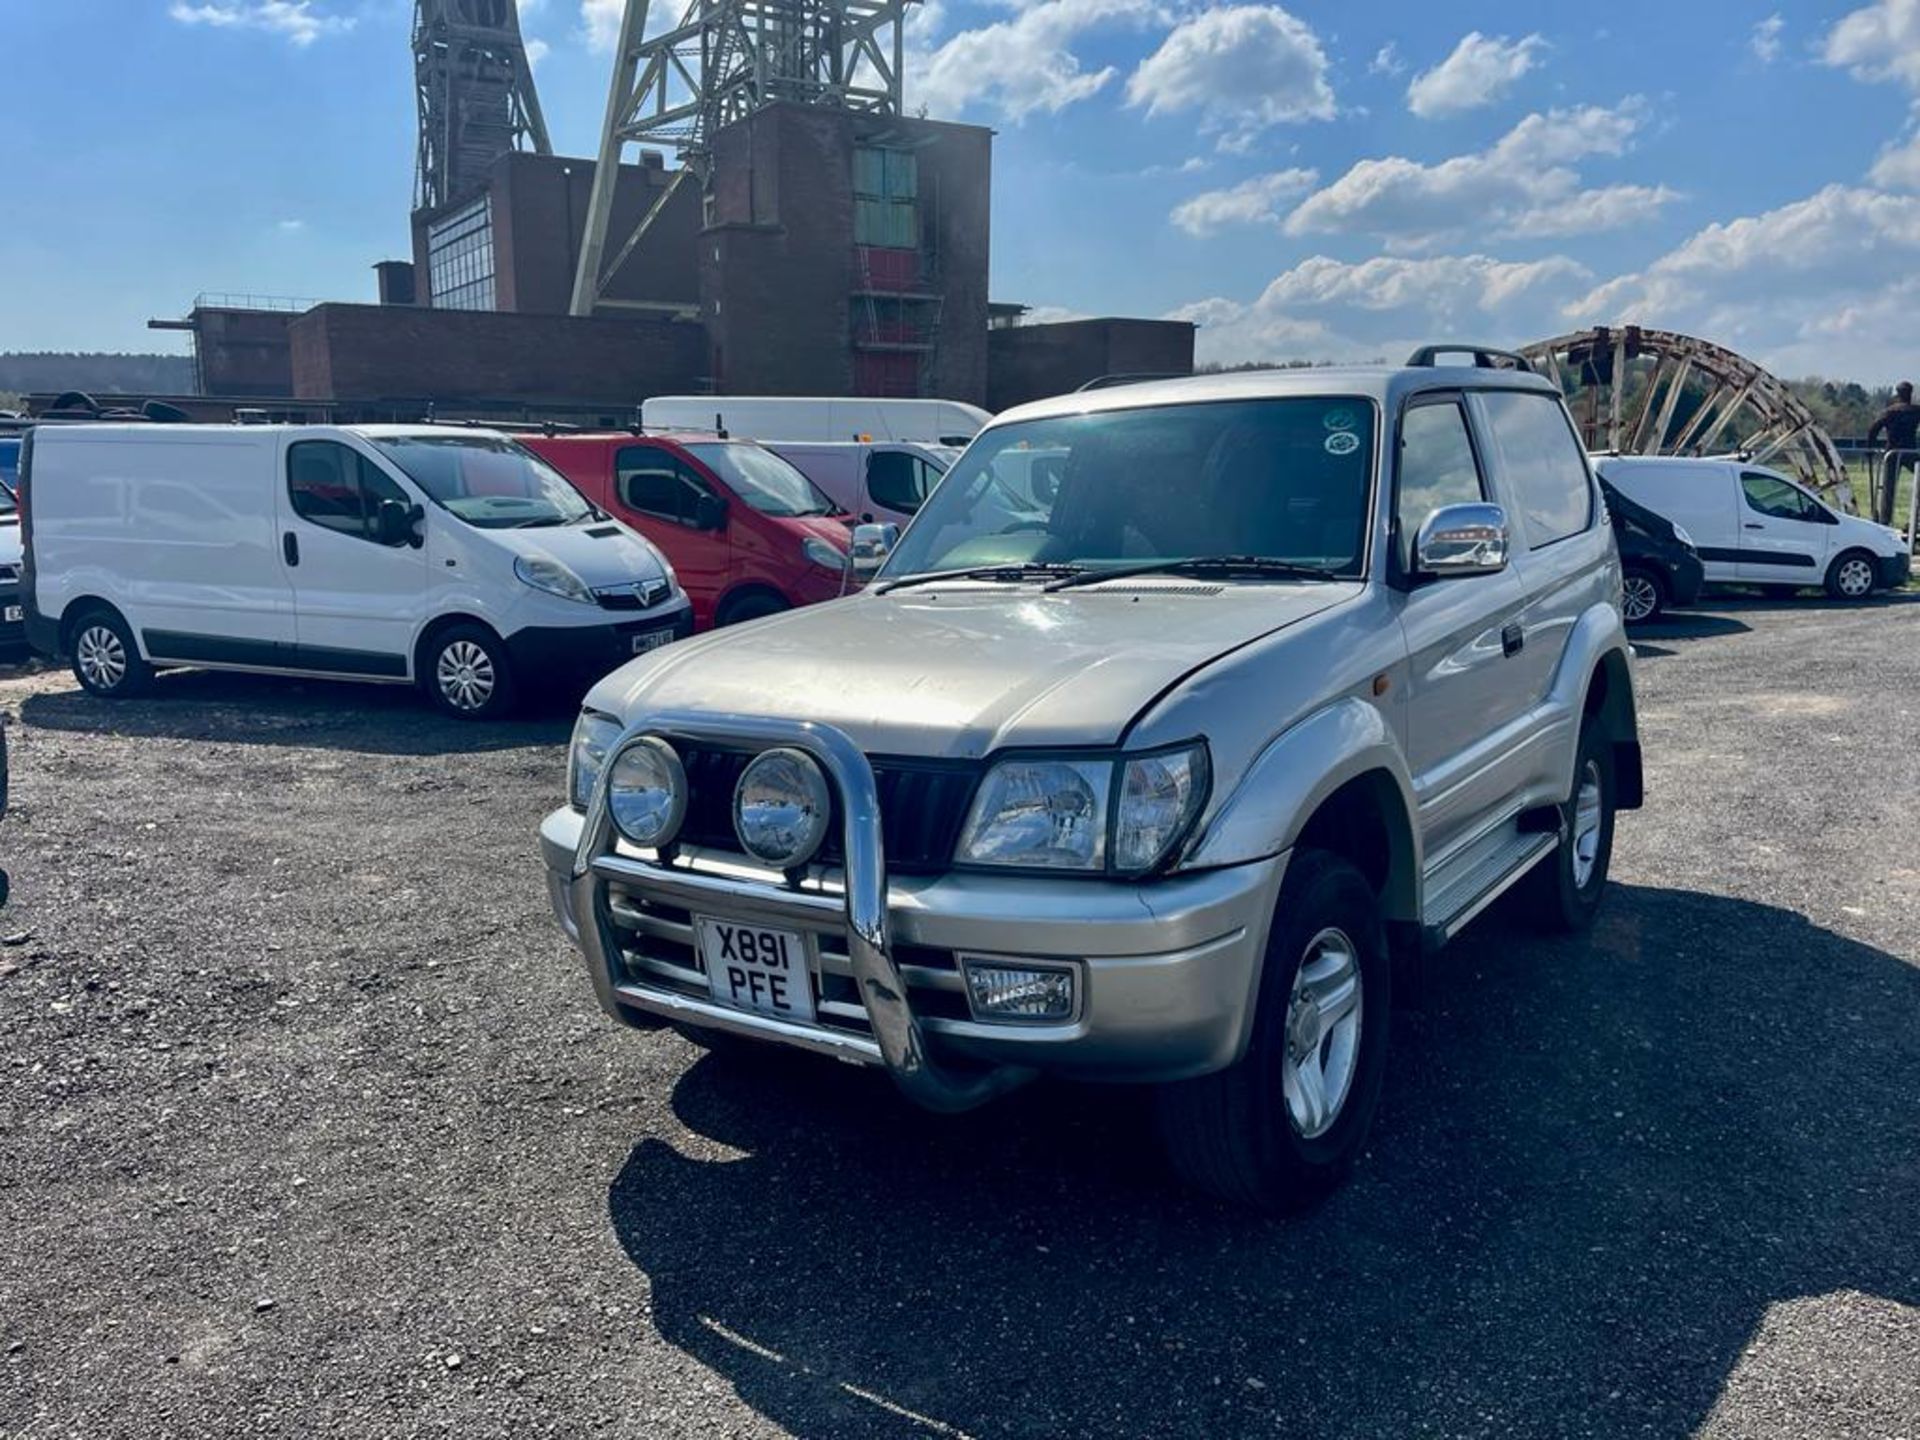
[413,0,554,214]
[569,0,918,316]
[1521,325,1855,511]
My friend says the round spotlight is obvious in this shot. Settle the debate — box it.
[733,747,832,867]
[607,737,687,848]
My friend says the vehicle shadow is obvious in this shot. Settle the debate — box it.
[1699,586,1920,615]
[16,668,574,755]
[605,885,1919,1438]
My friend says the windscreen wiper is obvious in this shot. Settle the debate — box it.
[876,561,1079,595]
[1043,555,1344,592]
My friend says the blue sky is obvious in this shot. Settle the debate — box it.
[3,1,1914,381]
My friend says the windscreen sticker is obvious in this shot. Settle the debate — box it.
[1324,430,1361,456]
[1323,408,1360,433]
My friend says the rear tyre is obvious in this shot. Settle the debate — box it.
[1620,566,1666,625]
[1824,549,1878,602]
[70,606,152,699]
[1519,717,1616,934]
[716,591,789,627]
[1156,850,1390,1211]
[420,623,517,720]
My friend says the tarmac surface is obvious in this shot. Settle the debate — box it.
[0,591,1916,1438]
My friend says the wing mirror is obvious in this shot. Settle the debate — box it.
[1415,503,1510,578]
[376,498,425,549]
[850,522,900,575]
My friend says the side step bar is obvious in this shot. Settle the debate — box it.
[1421,829,1558,949]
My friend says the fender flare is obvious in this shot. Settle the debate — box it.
[1547,602,1642,808]
[1183,696,1421,921]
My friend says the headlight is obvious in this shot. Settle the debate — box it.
[733,748,832,867]
[802,536,848,572]
[568,711,622,810]
[1671,522,1695,549]
[515,553,595,605]
[957,744,1210,875]
[608,736,687,848]
[958,758,1111,871]
[1113,745,1210,874]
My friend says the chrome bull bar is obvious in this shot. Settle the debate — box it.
[571,711,1032,1114]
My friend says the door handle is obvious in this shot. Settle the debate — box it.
[1501,622,1524,657]
[283,532,300,566]
[1743,522,1765,530]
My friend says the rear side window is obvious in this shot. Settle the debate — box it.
[1396,399,1484,568]
[288,441,410,543]
[1480,390,1593,547]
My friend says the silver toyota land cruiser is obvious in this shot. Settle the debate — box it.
[539,348,1643,1209]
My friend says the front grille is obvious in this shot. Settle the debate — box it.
[596,581,674,612]
[674,743,978,875]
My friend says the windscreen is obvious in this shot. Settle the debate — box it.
[0,441,18,516]
[881,397,1376,578]
[684,443,837,518]
[370,434,593,529]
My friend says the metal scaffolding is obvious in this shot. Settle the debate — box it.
[569,0,917,316]
[1522,326,1855,510]
[413,0,553,214]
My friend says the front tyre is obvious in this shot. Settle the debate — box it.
[1825,549,1878,602]
[421,623,518,720]
[1156,850,1390,1211]
[1620,566,1666,625]
[1519,717,1616,933]
[70,606,153,699]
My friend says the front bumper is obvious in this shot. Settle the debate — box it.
[504,605,693,690]
[0,581,22,656]
[1880,550,1913,590]
[1670,552,1706,607]
[541,715,1286,1107]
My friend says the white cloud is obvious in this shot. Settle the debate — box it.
[525,35,551,65]
[1170,168,1317,236]
[1871,130,1920,186]
[1750,14,1785,64]
[1172,253,1592,366]
[1282,98,1676,249]
[1368,42,1403,77]
[582,0,624,52]
[276,218,307,232]
[1571,184,1920,375]
[1822,0,1920,92]
[1126,6,1335,148]
[168,0,352,46]
[1406,31,1545,118]
[912,0,1161,123]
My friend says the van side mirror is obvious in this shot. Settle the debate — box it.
[376,498,424,548]
[1415,503,1509,578]
[850,522,899,575]
[692,493,727,531]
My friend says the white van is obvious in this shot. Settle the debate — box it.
[641,395,990,447]
[21,424,691,718]
[1595,456,1911,600]
[764,441,956,525]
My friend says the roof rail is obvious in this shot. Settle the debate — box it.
[1405,344,1538,374]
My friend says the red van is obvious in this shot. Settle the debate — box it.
[525,433,854,631]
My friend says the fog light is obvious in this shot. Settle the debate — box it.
[961,958,1076,1023]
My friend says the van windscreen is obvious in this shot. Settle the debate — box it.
[371,435,594,529]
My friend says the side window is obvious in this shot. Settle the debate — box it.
[1480,390,1594,547]
[288,441,404,543]
[616,448,701,525]
[1742,472,1819,522]
[1397,399,1484,567]
[866,450,924,513]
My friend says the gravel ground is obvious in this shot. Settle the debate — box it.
[0,593,1916,1440]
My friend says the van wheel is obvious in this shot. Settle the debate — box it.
[1155,850,1390,1211]
[1620,566,1666,624]
[716,591,789,627]
[70,607,152,699]
[1825,550,1878,601]
[1519,717,1616,933]
[421,624,517,720]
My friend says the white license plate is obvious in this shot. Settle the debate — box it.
[632,628,675,655]
[2,607,18,624]
[696,917,815,1022]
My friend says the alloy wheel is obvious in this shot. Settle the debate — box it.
[1621,574,1659,623]
[1570,759,1605,890]
[76,624,128,692]
[435,639,496,711]
[1282,927,1364,1140]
